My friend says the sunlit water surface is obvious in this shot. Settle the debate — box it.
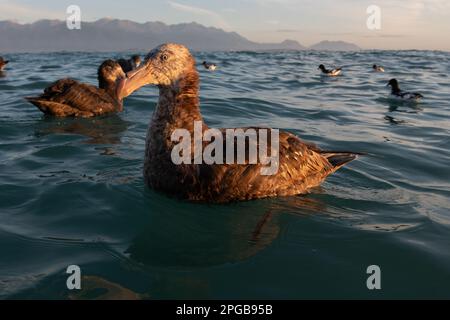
[0,50,449,299]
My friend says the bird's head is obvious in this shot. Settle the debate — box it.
[387,78,398,87]
[97,60,127,98]
[117,43,198,99]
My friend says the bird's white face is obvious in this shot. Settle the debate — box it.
[117,43,196,99]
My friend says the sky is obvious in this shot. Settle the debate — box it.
[1,0,449,50]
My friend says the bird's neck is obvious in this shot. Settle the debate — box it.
[391,85,401,94]
[154,71,204,132]
[99,79,123,111]
[102,83,116,97]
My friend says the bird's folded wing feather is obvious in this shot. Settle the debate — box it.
[198,128,333,193]
[42,79,118,113]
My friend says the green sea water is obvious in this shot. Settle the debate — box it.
[0,50,449,299]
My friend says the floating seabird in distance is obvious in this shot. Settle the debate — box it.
[387,78,423,101]
[373,64,385,72]
[0,57,9,71]
[318,64,342,76]
[118,55,142,73]
[202,61,217,71]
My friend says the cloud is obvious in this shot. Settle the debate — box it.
[0,0,62,22]
[168,1,231,30]
[320,32,353,36]
[266,20,280,25]
[377,0,450,19]
[222,8,237,13]
[363,34,409,38]
[246,0,300,5]
[276,29,301,33]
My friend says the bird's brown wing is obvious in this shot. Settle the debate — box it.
[25,98,84,117]
[42,78,78,96]
[26,78,119,117]
[196,128,336,201]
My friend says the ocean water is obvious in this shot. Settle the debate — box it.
[0,50,449,299]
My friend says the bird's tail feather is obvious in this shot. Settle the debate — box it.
[321,151,365,171]
[25,97,67,115]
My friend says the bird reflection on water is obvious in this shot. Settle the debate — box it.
[34,114,129,146]
[125,194,329,268]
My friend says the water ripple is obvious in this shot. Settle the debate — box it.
[1,50,450,299]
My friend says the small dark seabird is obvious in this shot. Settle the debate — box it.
[202,61,217,71]
[118,55,142,73]
[387,78,423,101]
[118,43,360,203]
[318,64,342,76]
[0,57,9,71]
[373,64,385,72]
[26,60,126,117]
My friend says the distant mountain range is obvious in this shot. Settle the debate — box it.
[0,19,360,52]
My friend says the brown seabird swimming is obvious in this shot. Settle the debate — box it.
[119,43,360,203]
[26,60,127,117]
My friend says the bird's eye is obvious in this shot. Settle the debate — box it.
[161,54,168,61]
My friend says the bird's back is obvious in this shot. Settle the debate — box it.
[144,127,357,202]
[26,78,119,117]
